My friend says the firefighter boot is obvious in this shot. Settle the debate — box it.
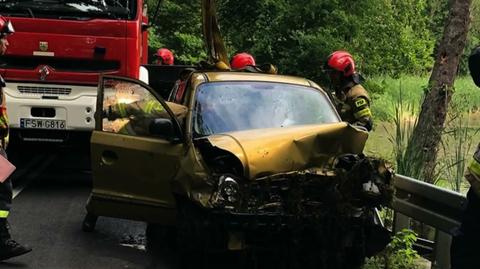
[0,219,31,261]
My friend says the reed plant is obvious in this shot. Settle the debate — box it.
[369,75,480,185]
[379,80,436,241]
[439,96,478,192]
[384,81,424,179]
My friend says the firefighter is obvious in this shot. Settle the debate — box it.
[153,48,174,65]
[229,52,277,74]
[324,50,373,131]
[451,46,480,269]
[103,95,187,136]
[230,52,256,70]
[0,16,32,260]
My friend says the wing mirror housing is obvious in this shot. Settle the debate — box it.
[149,118,179,142]
[141,22,151,32]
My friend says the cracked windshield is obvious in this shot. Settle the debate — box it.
[193,81,339,136]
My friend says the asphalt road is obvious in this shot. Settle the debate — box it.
[0,143,174,269]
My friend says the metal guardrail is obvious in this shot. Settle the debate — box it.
[391,175,467,269]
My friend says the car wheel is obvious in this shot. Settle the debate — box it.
[176,200,208,268]
[82,212,98,232]
[146,223,178,267]
[146,223,177,250]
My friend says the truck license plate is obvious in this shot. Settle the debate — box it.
[20,118,66,130]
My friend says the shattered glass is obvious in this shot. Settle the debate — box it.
[193,81,340,136]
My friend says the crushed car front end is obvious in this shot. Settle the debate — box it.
[174,72,394,268]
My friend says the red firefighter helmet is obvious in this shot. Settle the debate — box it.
[325,51,355,77]
[0,16,14,36]
[230,52,256,69]
[154,48,174,65]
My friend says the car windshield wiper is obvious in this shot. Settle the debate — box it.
[57,15,91,20]
[62,0,130,19]
[25,7,34,17]
[0,4,35,18]
[1,0,128,20]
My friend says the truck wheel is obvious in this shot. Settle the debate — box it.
[82,213,98,232]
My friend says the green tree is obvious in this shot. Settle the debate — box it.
[218,0,436,80]
[146,0,451,80]
[405,0,473,182]
[146,0,206,64]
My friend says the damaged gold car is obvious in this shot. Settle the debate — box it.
[83,69,393,268]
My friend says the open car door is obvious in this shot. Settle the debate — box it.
[85,75,185,228]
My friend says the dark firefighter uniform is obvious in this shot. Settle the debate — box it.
[0,15,31,261]
[451,144,480,268]
[451,46,480,268]
[0,75,11,219]
[335,82,373,131]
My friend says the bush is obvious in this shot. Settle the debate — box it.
[363,229,420,269]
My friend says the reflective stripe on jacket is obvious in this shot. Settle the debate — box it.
[110,100,165,119]
[469,144,480,177]
[467,144,480,196]
[337,84,372,130]
[107,100,187,122]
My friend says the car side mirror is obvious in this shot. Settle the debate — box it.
[141,22,150,32]
[149,118,177,141]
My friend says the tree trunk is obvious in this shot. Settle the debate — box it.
[405,0,472,183]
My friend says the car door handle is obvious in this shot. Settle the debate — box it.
[101,150,118,166]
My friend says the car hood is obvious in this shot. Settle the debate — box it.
[206,122,368,179]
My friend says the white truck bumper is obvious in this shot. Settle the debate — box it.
[4,82,97,141]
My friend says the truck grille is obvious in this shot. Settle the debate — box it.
[18,86,72,95]
[0,56,120,72]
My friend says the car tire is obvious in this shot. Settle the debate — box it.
[82,213,98,232]
[176,200,209,268]
[146,223,178,267]
[146,223,177,250]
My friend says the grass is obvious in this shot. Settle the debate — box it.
[364,75,480,193]
[369,75,480,121]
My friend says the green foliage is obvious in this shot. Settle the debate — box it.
[146,0,205,64]
[144,0,480,77]
[453,68,480,112]
[363,79,385,96]
[440,110,477,192]
[369,75,480,123]
[384,82,424,178]
[366,75,480,187]
[363,229,419,269]
[459,0,480,74]
[145,0,468,78]
[370,76,426,122]
[426,0,449,41]
[439,82,480,192]
[217,0,436,80]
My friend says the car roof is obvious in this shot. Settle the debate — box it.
[201,71,313,87]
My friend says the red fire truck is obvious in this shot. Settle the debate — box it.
[0,0,149,142]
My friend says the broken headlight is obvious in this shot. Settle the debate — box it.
[362,180,381,196]
[211,175,242,209]
[219,176,241,203]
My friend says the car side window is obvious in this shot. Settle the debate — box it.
[168,79,188,104]
[101,78,172,138]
